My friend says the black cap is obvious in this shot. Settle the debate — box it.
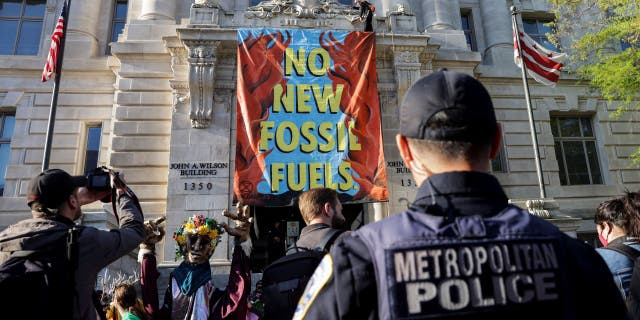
[27,169,87,209]
[399,69,497,143]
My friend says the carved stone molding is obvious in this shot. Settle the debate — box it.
[525,199,552,219]
[394,51,420,64]
[391,49,422,108]
[246,0,357,20]
[392,50,422,76]
[170,81,190,113]
[214,89,234,113]
[193,0,220,8]
[509,198,560,219]
[183,40,221,128]
[167,47,188,68]
[388,2,414,16]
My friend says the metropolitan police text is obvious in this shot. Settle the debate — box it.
[393,242,560,314]
[259,47,361,192]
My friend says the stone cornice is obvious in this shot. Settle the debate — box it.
[216,82,237,90]
[376,33,432,48]
[193,0,221,8]
[377,83,396,92]
[246,0,358,20]
[177,28,238,43]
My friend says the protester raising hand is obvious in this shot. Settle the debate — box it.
[222,202,253,242]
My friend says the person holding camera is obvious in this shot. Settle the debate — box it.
[0,168,146,320]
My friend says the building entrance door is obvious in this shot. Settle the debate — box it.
[248,203,364,272]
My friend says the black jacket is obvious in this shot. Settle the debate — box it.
[295,223,351,251]
[294,172,628,320]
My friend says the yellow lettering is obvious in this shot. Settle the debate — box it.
[275,121,299,153]
[259,121,275,151]
[313,84,343,114]
[308,48,331,76]
[338,162,353,191]
[296,84,312,113]
[273,84,295,113]
[287,162,306,191]
[300,122,317,153]
[318,122,335,152]
[270,163,285,192]
[348,119,361,151]
[324,162,338,189]
[337,120,346,152]
[309,162,323,188]
[285,48,306,76]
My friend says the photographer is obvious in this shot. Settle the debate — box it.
[0,168,146,320]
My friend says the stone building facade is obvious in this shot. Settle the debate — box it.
[0,0,639,273]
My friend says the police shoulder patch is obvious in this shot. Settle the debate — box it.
[292,254,334,320]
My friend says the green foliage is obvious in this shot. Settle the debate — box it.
[549,0,640,166]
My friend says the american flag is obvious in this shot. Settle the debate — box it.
[41,2,67,82]
[513,30,566,87]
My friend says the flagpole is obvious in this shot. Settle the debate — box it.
[511,6,546,199]
[42,0,71,171]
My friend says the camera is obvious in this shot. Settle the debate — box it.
[86,168,112,191]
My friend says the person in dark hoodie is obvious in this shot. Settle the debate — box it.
[0,169,146,319]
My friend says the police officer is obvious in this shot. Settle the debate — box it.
[294,70,628,319]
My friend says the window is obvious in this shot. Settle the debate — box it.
[551,115,603,185]
[0,0,46,55]
[522,18,558,51]
[491,147,507,173]
[0,113,15,195]
[460,10,476,51]
[83,125,102,174]
[107,0,127,54]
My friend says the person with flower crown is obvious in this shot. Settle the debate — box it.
[138,203,253,320]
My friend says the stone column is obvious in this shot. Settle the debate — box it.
[479,0,513,64]
[448,0,462,30]
[373,202,388,221]
[422,0,457,31]
[65,0,101,57]
[139,0,176,21]
[183,40,220,128]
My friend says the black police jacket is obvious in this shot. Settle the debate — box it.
[294,171,628,320]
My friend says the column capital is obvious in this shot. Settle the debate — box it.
[184,39,221,62]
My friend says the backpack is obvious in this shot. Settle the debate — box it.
[602,242,640,318]
[261,228,346,320]
[0,226,80,319]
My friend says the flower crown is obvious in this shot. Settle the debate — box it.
[173,214,225,259]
